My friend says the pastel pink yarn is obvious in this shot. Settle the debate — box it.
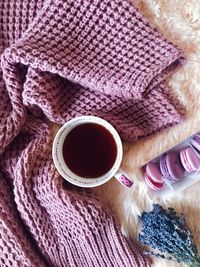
[0,118,151,266]
[0,0,184,266]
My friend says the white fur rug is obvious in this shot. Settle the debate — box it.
[53,1,200,266]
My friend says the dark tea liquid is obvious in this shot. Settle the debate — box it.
[62,123,117,178]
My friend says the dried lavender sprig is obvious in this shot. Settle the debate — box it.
[139,233,192,263]
[139,233,192,262]
[139,208,196,264]
[138,204,200,266]
[138,206,193,258]
[138,215,194,262]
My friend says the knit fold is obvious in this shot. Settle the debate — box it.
[0,118,150,267]
[5,0,184,100]
[0,0,184,151]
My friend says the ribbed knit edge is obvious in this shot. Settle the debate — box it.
[82,216,151,267]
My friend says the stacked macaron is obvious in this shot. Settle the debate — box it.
[144,134,200,191]
[160,152,185,182]
[144,152,185,191]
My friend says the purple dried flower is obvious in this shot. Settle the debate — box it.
[138,204,200,266]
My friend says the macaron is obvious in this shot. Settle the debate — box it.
[144,162,164,191]
[180,146,200,173]
[191,134,200,153]
[160,152,185,181]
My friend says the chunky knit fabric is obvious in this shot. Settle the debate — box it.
[0,118,151,267]
[0,0,185,149]
[0,0,184,266]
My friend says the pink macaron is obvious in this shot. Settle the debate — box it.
[144,162,164,191]
[180,146,200,173]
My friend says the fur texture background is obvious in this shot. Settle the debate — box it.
[53,1,200,266]
[94,1,200,266]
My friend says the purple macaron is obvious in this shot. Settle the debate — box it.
[191,134,200,153]
[160,152,185,181]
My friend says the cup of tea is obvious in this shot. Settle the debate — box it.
[52,116,133,188]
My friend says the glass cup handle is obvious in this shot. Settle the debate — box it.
[114,168,133,188]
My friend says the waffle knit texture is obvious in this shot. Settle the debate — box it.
[0,0,184,266]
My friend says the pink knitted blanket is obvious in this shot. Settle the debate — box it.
[0,0,184,266]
